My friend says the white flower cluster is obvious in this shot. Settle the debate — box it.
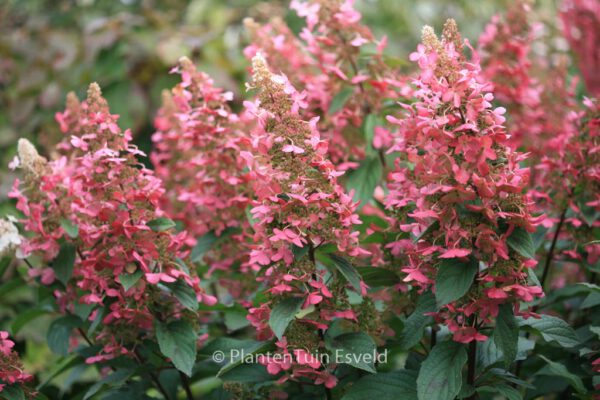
[0,217,22,258]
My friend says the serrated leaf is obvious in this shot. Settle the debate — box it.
[47,315,82,356]
[329,86,354,114]
[518,315,579,348]
[400,290,436,350]
[325,332,377,373]
[416,341,467,400]
[269,297,304,339]
[494,304,518,367]
[165,279,199,311]
[507,227,535,259]
[434,257,478,307]
[538,355,586,394]
[53,242,76,285]
[147,217,176,232]
[330,254,362,293]
[190,231,218,263]
[356,267,400,287]
[346,155,382,209]
[118,270,143,292]
[155,320,197,377]
[60,218,79,238]
[342,370,418,400]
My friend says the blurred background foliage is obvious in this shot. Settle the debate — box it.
[0,0,568,390]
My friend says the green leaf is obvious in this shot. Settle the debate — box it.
[416,341,467,400]
[190,231,218,263]
[165,279,199,311]
[494,304,518,367]
[11,308,48,335]
[147,217,176,232]
[325,332,377,373]
[329,86,354,114]
[538,355,586,394]
[346,155,382,209]
[363,114,381,154]
[518,315,579,348]
[269,297,304,339]
[118,270,143,292]
[507,227,535,259]
[356,267,400,287]
[218,363,271,383]
[83,368,133,400]
[434,257,478,307]
[155,320,197,377]
[47,315,82,356]
[342,370,418,400]
[1,385,25,400]
[477,384,522,400]
[212,340,275,378]
[330,254,362,293]
[60,218,79,238]
[400,290,436,350]
[53,242,76,285]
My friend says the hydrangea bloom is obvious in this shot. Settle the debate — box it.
[10,84,214,364]
[560,0,600,97]
[151,58,255,294]
[535,98,600,287]
[242,54,373,387]
[0,331,34,398]
[245,0,404,165]
[386,21,543,343]
[478,0,545,151]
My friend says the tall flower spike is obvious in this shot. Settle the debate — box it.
[11,83,214,366]
[243,54,372,388]
[386,20,543,343]
[151,56,254,295]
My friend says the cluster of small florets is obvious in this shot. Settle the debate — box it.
[151,57,255,289]
[478,0,545,151]
[243,54,369,386]
[385,21,543,343]
[9,84,215,364]
[245,0,404,165]
[535,98,600,287]
[560,0,600,97]
[0,331,34,398]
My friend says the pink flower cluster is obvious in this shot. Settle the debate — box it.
[478,0,545,151]
[561,0,600,97]
[0,331,33,397]
[245,0,404,166]
[385,21,543,343]
[242,54,368,386]
[10,84,214,363]
[151,58,254,286]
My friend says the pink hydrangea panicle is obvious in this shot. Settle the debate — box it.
[386,20,544,342]
[151,57,256,295]
[242,54,380,387]
[560,0,600,97]
[0,331,34,397]
[10,83,211,364]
